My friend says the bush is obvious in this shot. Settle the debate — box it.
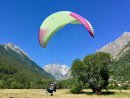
[70,81,82,94]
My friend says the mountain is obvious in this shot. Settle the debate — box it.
[98,32,130,59]
[0,43,53,82]
[98,32,130,82]
[43,64,70,80]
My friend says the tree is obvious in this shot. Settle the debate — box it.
[71,59,84,80]
[71,52,112,94]
[83,52,111,94]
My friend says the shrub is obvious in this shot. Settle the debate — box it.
[70,81,82,94]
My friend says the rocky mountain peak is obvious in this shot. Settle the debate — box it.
[4,43,32,60]
[98,32,130,59]
[43,64,70,80]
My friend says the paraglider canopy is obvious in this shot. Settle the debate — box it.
[38,11,94,47]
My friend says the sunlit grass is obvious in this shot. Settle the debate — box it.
[0,89,130,98]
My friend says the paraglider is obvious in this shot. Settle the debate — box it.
[46,83,57,96]
[38,11,94,47]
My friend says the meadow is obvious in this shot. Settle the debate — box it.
[0,89,130,98]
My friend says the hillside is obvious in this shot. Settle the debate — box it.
[111,42,130,81]
[98,32,130,81]
[0,43,53,87]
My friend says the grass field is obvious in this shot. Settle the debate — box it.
[0,89,130,98]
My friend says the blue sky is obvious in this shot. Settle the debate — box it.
[0,0,130,67]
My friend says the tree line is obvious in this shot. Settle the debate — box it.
[0,61,53,89]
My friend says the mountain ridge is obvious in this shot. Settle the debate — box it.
[4,43,32,60]
[98,32,130,59]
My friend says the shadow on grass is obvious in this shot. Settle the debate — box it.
[81,91,116,95]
